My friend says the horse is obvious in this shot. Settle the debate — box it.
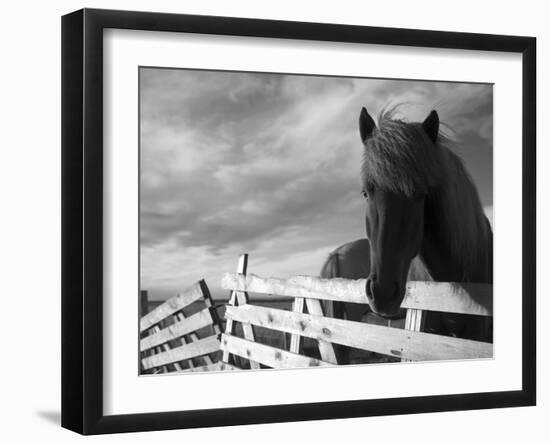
[322,106,493,363]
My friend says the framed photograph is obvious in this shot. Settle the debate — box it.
[61,8,536,435]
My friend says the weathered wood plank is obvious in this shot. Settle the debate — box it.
[217,362,241,371]
[225,305,493,361]
[174,312,195,369]
[174,312,216,366]
[156,325,183,371]
[290,275,369,303]
[178,362,241,373]
[140,308,214,351]
[305,298,338,364]
[235,292,260,369]
[289,297,304,354]
[140,280,208,331]
[178,283,220,366]
[186,331,216,366]
[221,273,492,316]
[222,293,238,364]
[402,309,425,362]
[222,254,260,369]
[404,281,492,316]
[222,254,246,364]
[141,335,221,370]
[295,276,493,316]
[220,334,334,369]
[221,273,367,304]
[141,325,183,372]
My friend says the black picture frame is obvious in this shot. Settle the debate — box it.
[61,8,536,435]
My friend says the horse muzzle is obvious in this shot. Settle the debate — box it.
[365,277,404,318]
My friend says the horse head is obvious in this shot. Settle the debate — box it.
[358,107,443,318]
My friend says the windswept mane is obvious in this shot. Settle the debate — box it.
[428,148,492,282]
[361,106,492,282]
[361,107,451,197]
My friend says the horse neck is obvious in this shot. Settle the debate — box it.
[419,152,492,284]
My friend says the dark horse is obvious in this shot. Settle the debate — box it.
[322,106,492,362]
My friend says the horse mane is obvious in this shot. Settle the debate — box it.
[361,106,450,197]
[427,147,492,281]
[361,106,492,282]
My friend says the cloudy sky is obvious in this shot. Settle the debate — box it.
[140,68,492,300]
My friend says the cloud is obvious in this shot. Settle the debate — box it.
[140,68,493,299]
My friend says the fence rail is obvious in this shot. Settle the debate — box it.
[139,254,493,374]
[220,257,493,366]
[141,335,221,370]
[225,303,492,361]
[140,281,207,331]
[139,279,222,374]
[220,334,334,369]
[140,308,214,352]
[221,273,493,316]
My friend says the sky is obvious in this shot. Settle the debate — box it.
[140,68,493,300]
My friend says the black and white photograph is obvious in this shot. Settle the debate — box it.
[138,68,494,375]
[0,0,545,440]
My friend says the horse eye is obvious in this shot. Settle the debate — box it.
[361,190,369,200]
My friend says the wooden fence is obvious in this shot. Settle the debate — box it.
[139,280,239,374]
[220,254,493,368]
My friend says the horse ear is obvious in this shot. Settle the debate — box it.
[359,107,376,143]
[422,110,439,144]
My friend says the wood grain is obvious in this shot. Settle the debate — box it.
[220,334,334,369]
[178,362,241,372]
[140,308,214,351]
[305,298,337,363]
[141,335,221,370]
[225,304,492,361]
[140,281,206,331]
[221,273,492,316]
[289,297,304,354]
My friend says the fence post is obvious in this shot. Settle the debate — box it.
[305,299,338,363]
[140,290,149,319]
[139,290,178,373]
[289,298,304,354]
[139,290,150,374]
[402,308,425,362]
[222,254,260,369]
[174,281,217,368]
